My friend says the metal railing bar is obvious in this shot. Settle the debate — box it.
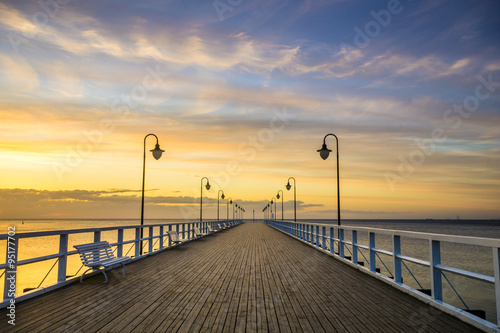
[402,260,424,290]
[397,254,430,267]
[441,271,470,311]
[435,264,495,284]
[375,252,394,278]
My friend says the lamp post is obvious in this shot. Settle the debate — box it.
[271,197,276,220]
[140,133,164,255]
[233,202,237,220]
[227,197,232,220]
[276,190,284,221]
[286,177,296,222]
[317,133,341,228]
[200,177,211,222]
[217,190,225,221]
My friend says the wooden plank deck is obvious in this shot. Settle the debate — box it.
[0,223,483,332]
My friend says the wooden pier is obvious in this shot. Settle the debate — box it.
[0,223,483,332]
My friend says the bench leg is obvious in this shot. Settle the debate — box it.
[122,263,128,275]
[80,268,93,283]
[101,270,108,284]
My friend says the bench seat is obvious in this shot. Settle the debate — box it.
[74,241,131,283]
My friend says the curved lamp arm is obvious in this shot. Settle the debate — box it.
[317,133,341,227]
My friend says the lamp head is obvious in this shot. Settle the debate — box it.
[271,199,274,204]
[205,181,211,190]
[229,199,232,204]
[221,192,225,199]
[286,182,291,191]
[150,143,165,160]
[276,192,280,199]
[317,143,332,160]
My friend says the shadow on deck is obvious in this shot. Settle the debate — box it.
[0,223,482,332]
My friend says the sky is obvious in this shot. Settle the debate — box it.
[0,0,499,221]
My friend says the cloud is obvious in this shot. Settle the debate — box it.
[0,53,39,93]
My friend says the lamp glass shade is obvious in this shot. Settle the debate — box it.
[150,143,165,160]
[205,182,211,190]
[271,200,274,204]
[317,143,332,160]
[276,193,280,199]
[221,193,225,199]
[286,182,291,191]
[230,199,232,204]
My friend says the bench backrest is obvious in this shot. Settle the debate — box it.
[168,231,180,242]
[74,241,115,265]
[194,227,202,236]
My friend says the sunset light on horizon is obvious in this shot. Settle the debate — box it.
[1,0,499,220]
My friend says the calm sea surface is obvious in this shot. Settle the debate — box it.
[1,219,500,323]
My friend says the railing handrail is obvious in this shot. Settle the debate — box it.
[268,220,500,247]
[0,220,229,240]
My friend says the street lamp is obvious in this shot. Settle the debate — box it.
[227,197,232,220]
[140,133,164,255]
[200,177,211,222]
[276,190,284,221]
[286,177,296,222]
[217,190,225,221]
[317,133,341,228]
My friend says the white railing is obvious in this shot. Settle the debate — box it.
[265,220,500,332]
[0,220,242,307]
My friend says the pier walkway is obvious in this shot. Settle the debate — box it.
[0,223,482,332]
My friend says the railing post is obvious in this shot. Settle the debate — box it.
[393,235,402,283]
[168,225,173,248]
[316,226,320,248]
[339,229,344,258]
[369,232,376,273]
[430,240,443,301]
[4,232,18,302]
[494,247,500,327]
[159,226,164,250]
[352,230,358,265]
[135,228,140,258]
[94,231,101,262]
[322,227,326,251]
[117,229,124,257]
[330,227,334,255]
[306,225,310,243]
[183,224,186,241]
[57,234,68,283]
[148,227,153,254]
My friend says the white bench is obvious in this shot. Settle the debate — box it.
[193,227,205,240]
[74,241,130,283]
[167,231,184,249]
